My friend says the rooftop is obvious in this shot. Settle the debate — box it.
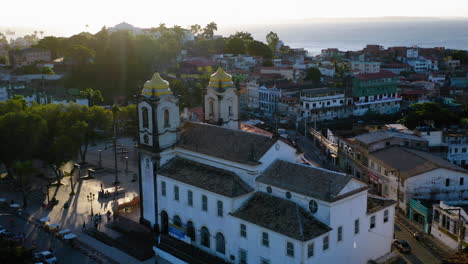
[367,196,396,214]
[177,122,276,165]
[355,70,399,81]
[354,131,427,145]
[257,160,366,202]
[231,192,331,241]
[159,158,253,198]
[370,146,467,180]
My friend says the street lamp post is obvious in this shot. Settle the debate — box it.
[87,192,95,216]
[112,105,121,185]
[125,157,128,173]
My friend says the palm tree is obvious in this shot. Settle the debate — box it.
[39,31,44,38]
[203,22,217,39]
[158,23,167,32]
[33,30,38,36]
[85,24,89,32]
[190,24,201,35]
[172,25,184,42]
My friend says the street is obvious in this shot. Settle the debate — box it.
[394,223,440,264]
[0,210,98,264]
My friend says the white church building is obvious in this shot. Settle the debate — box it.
[137,69,396,264]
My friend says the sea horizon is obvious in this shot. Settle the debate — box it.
[2,17,468,55]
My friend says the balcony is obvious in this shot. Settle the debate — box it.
[354,96,402,106]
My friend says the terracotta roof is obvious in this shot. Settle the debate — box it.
[355,70,399,80]
[177,122,276,165]
[231,192,331,241]
[257,160,364,202]
[367,196,396,214]
[240,123,273,137]
[370,146,467,180]
[159,157,253,198]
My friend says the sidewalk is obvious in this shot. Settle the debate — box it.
[0,137,155,264]
[396,212,454,260]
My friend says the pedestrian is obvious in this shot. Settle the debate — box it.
[82,222,86,231]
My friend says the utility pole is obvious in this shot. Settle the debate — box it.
[112,105,121,185]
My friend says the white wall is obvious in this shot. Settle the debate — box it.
[141,152,156,225]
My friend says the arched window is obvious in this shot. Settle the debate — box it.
[142,107,149,128]
[228,105,233,116]
[201,226,210,248]
[209,100,214,116]
[186,221,195,241]
[164,109,170,128]
[215,232,225,254]
[173,215,182,227]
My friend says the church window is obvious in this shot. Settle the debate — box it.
[209,100,214,116]
[201,227,210,248]
[187,190,193,206]
[174,185,179,201]
[240,224,247,237]
[228,106,233,116]
[163,109,170,128]
[161,181,166,196]
[142,107,149,128]
[173,215,182,227]
[215,232,225,254]
[217,200,223,217]
[202,195,208,211]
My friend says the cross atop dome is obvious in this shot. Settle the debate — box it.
[141,72,173,98]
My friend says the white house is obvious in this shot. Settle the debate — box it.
[246,80,259,109]
[318,65,335,77]
[444,130,468,168]
[351,61,381,74]
[431,201,468,250]
[368,146,468,212]
[137,68,397,264]
[299,87,351,121]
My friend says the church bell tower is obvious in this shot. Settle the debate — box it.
[204,67,240,130]
[137,72,179,227]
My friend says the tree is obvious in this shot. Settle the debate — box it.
[190,24,202,35]
[0,111,47,179]
[80,88,104,106]
[0,237,34,264]
[203,22,218,39]
[305,67,322,82]
[225,37,246,55]
[399,102,460,129]
[13,160,35,208]
[40,66,55,75]
[266,31,280,54]
[65,44,95,70]
[34,36,66,59]
[247,40,272,58]
[232,31,253,41]
[451,50,468,65]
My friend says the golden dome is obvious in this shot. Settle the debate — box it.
[208,67,235,90]
[141,72,172,98]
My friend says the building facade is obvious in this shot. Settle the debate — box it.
[9,48,51,68]
[137,69,397,264]
[299,87,351,121]
[352,71,401,116]
[351,61,381,74]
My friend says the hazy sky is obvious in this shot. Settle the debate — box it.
[2,0,468,35]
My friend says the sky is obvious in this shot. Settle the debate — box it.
[2,0,468,36]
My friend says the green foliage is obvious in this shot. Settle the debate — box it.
[266,31,279,54]
[0,237,34,264]
[451,50,468,65]
[247,40,272,58]
[40,66,55,75]
[80,88,104,106]
[305,67,322,82]
[225,37,246,55]
[34,36,67,59]
[399,102,460,129]
[202,22,218,39]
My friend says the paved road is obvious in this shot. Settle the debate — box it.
[0,210,98,264]
[394,223,440,264]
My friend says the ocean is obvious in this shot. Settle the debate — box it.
[3,18,468,55]
[219,18,468,55]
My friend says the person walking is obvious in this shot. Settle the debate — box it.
[82,222,86,231]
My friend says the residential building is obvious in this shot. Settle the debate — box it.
[9,48,51,68]
[428,73,446,85]
[260,67,295,80]
[352,71,401,116]
[321,48,342,58]
[318,65,335,78]
[431,201,468,249]
[299,87,351,121]
[351,61,381,74]
[338,130,428,181]
[444,130,468,168]
[137,68,397,264]
[407,57,438,72]
[368,146,468,212]
[445,60,461,70]
[258,85,281,113]
[246,80,260,109]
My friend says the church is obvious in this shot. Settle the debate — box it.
[137,68,396,264]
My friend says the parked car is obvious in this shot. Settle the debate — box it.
[34,251,57,264]
[0,225,6,234]
[393,239,411,253]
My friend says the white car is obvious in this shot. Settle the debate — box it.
[0,225,6,234]
[34,251,57,264]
